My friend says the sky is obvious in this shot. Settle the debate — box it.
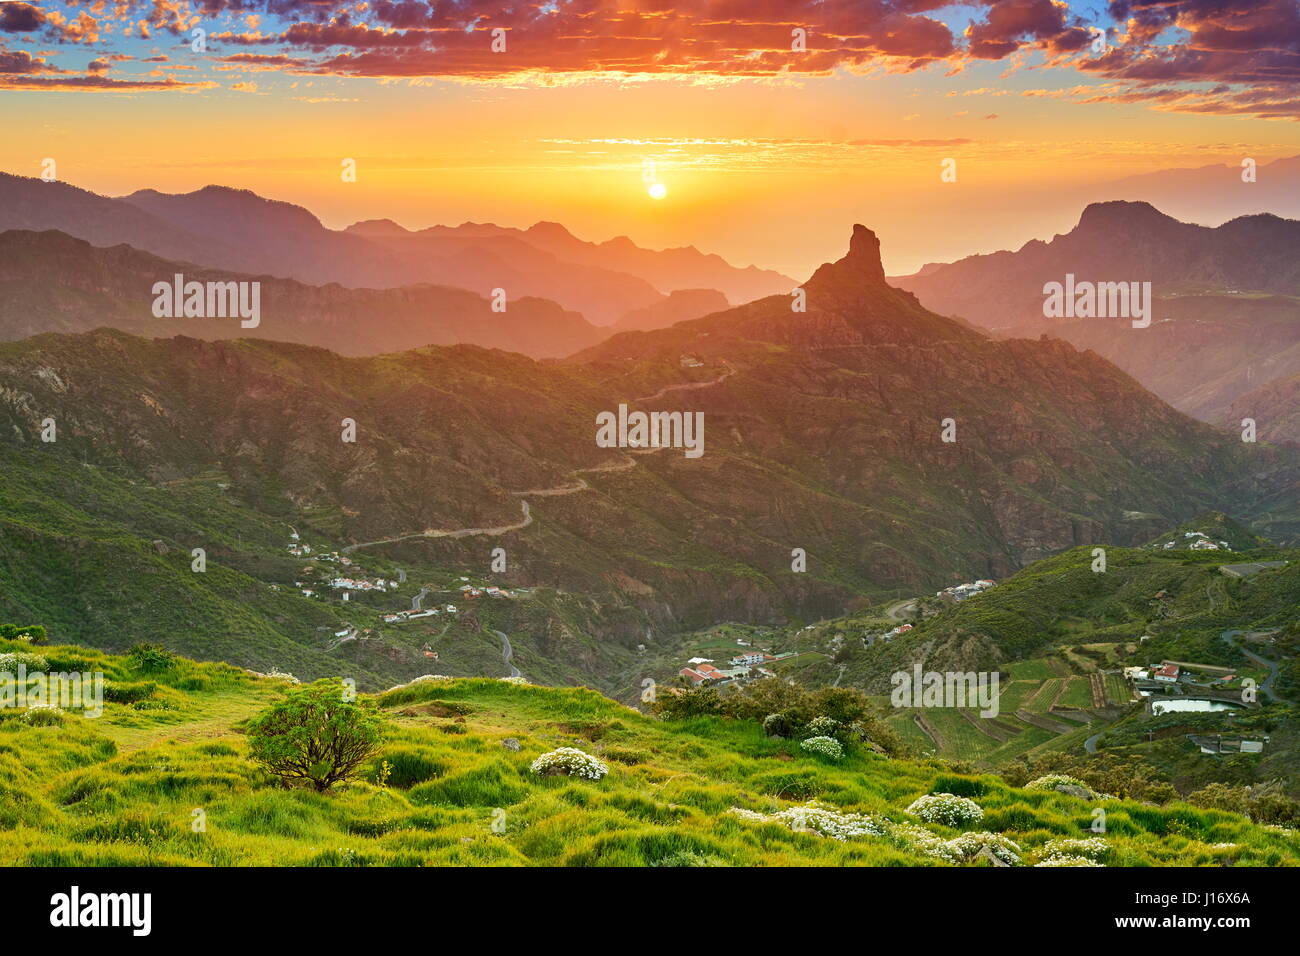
[2,0,1299,276]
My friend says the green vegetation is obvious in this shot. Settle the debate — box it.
[246,679,384,792]
[1,636,1296,866]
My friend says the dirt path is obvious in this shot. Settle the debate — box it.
[342,364,729,557]
[631,361,735,403]
[343,500,533,554]
[346,452,653,555]
[914,712,946,751]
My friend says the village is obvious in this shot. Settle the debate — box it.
[677,639,800,687]
[1158,530,1232,551]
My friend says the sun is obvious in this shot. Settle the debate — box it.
[647,182,668,200]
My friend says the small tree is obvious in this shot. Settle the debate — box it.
[0,624,47,645]
[246,679,384,792]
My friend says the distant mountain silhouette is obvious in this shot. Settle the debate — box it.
[342,218,794,323]
[894,200,1300,333]
[0,173,791,328]
[0,229,606,359]
[611,288,730,333]
[1099,154,1300,224]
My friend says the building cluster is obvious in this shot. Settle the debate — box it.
[1159,531,1230,551]
[678,649,795,686]
[383,606,456,623]
[935,579,996,602]
[329,576,400,593]
[458,583,519,599]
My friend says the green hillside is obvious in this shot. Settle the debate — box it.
[1,636,1295,867]
[0,447,645,692]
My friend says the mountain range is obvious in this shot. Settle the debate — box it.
[0,229,604,359]
[894,201,1300,443]
[2,221,1297,686]
[0,173,792,331]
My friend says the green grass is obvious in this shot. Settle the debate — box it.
[2,638,1296,867]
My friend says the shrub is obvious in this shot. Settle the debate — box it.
[907,793,984,827]
[127,643,176,673]
[651,686,723,719]
[529,747,608,780]
[0,652,48,672]
[1025,773,1097,799]
[729,801,884,841]
[1034,854,1104,867]
[102,681,156,704]
[762,712,795,738]
[803,716,844,740]
[800,736,844,760]
[22,706,65,727]
[944,831,1022,866]
[0,624,46,645]
[1042,837,1108,861]
[245,678,385,792]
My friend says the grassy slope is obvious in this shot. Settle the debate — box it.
[1,639,1296,867]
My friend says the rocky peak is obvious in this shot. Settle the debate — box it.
[1074,200,1179,236]
[805,224,888,297]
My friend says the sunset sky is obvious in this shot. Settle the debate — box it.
[3,0,1299,275]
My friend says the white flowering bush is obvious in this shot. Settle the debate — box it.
[945,831,1023,866]
[1034,854,1104,867]
[1025,774,1095,798]
[529,747,608,780]
[728,801,883,841]
[907,792,984,827]
[886,824,1020,865]
[383,675,455,694]
[1043,837,1108,861]
[498,676,529,685]
[22,705,64,726]
[0,652,47,672]
[887,822,960,862]
[800,735,844,760]
[729,802,1020,865]
[804,716,843,739]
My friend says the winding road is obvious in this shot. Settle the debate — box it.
[885,599,917,622]
[1220,629,1283,703]
[631,360,736,402]
[341,361,734,556]
[342,500,533,554]
[493,629,521,679]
